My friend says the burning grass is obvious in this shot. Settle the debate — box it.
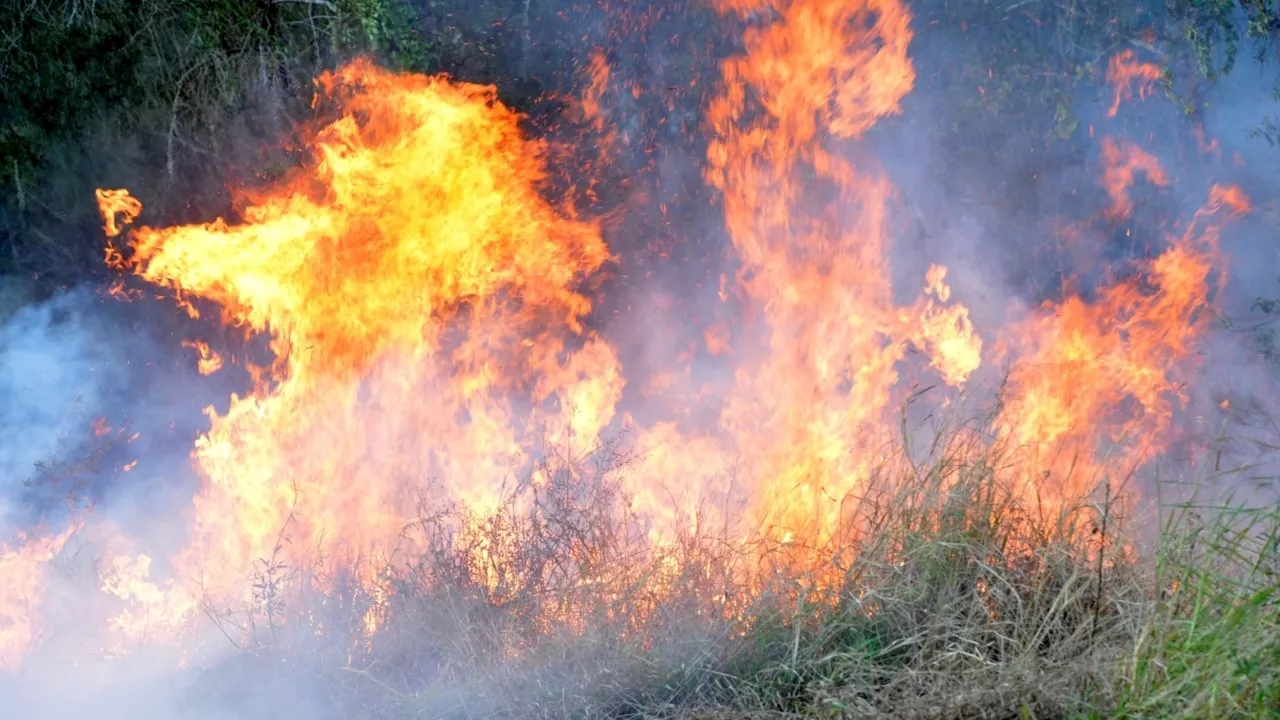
[156,410,1278,720]
[5,2,1277,716]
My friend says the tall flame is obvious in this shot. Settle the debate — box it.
[704,0,980,553]
[97,59,619,625]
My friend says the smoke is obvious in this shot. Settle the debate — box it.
[1,288,116,524]
[1,0,1279,715]
[0,280,266,717]
[1,284,247,520]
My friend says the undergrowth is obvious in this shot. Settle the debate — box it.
[168,415,1280,720]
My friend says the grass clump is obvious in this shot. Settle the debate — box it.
[1118,499,1280,718]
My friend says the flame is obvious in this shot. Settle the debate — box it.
[1101,137,1170,222]
[0,2,1256,673]
[1107,50,1163,117]
[96,188,143,239]
[581,50,615,144]
[1205,183,1252,217]
[704,0,979,554]
[995,183,1244,509]
[704,323,732,356]
[100,551,196,657]
[94,58,616,630]
[0,526,78,669]
[182,340,224,375]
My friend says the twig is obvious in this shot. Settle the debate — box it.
[167,91,180,181]
[1092,480,1111,640]
[273,0,337,10]
[520,0,532,78]
[11,158,23,210]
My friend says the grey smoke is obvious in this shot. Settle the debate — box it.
[1,1,1278,716]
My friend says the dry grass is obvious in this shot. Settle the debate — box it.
[177,413,1279,720]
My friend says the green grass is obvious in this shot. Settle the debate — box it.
[1116,499,1280,718]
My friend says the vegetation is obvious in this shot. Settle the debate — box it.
[4,1,1280,718]
[0,0,525,284]
[167,415,1280,719]
[3,0,1278,281]
[918,0,1280,137]
[2,0,1276,284]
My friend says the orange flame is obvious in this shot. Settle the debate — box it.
[581,50,615,143]
[1101,137,1170,221]
[0,526,79,669]
[1204,183,1252,217]
[1106,49,1162,117]
[96,188,143,239]
[703,0,981,558]
[996,184,1245,508]
[94,59,617,629]
[0,5,1254,672]
[181,340,224,376]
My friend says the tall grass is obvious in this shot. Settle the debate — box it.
[174,412,1279,720]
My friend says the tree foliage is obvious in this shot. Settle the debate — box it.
[0,0,1276,287]
[0,0,513,284]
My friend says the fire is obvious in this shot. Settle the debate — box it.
[704,323,732,356]
[995,221,1223,505]
[1101,137,1171,222]
[994,157,1242,514]
[1107,49,1163,117]
[0,0,1256,675]
[0,525,78,670]
[100,551,196,657]
[580,50,615,146]
[1204,183,1252,217]
[704,0,979,553]
[94,58,617,631]
[97,188,143,239]
[182,340,224,375]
